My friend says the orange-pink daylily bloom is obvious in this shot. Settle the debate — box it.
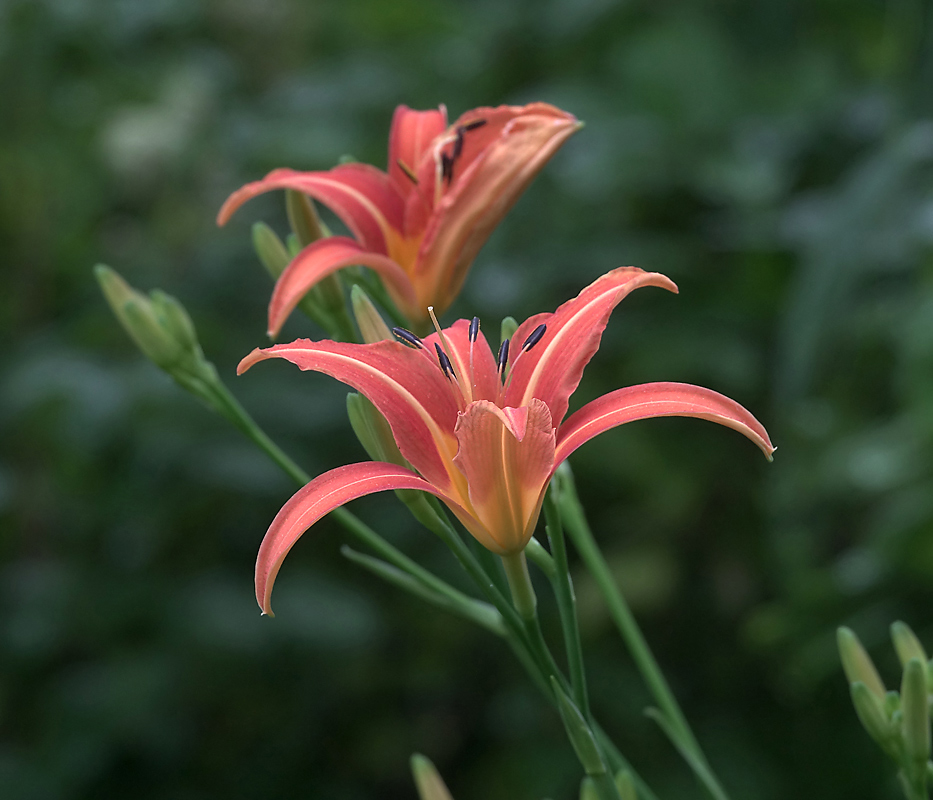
[218,103,581,334]
[238,267,774,615]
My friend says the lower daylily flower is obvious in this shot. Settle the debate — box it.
[238,267,774,615]
[218,103,581,334]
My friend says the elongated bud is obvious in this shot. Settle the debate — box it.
[252,222,291,279]
[551,677,605,776]
[96,265,205,374]
[285,190,330,246]
[615,770,638,800]
[579,777,599,800]
[97,266,179,367]
[902,658,931,767]
[351,285,392,343]
[151,290,199,353]
[410,754,455,800]
[838,627,887,700]
[346,393,406,466]
[892,622,928,668]
[500,315,518,345]
[850,682,896,752]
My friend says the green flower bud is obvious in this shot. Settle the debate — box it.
[850,682,897,754]
[410,754,454,800]
[551,677,605,777]
[351,285,393,343]
[500,315,518,346]
[151,289,199,354]
[96,265,185,370]
[252,222,291,280]
[892,622,928,668]
[286,189,330,246]
[838,627,887,700]
[346,393,406,466]
[579,777,599,800]
[902,658,931,767]
[615,770,638,800]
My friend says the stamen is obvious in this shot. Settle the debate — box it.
[521,323,547,352]
[461,119,487,131]
[453,128,465,160]
[392,327,423,349]
[469,316,480,342]
[396,159,418,185]
[441,153,454,184]
[428,306,473,404]
[497,338,510,375]
[435,343,454,379]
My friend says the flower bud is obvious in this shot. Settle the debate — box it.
[252,222,291,280]
[850,682,896,753]
[901,658,931,767]
[286,189,330,245]
[615,770,638,800]
[838,627,886,700]
[351,285,393,343]
[579,777,599,800]
[346,393,406,466]
[96,265,185,370]
[410,754,454,800]
[500,315,518,346]
[551,677,605,777]
[892,621,928,668]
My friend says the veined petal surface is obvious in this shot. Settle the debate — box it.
[555,381,775,464]
[388,104,447,196]
[506,267,678,426]
[453,399,556,554]
[255,462,449,615]
[217,165,403,253]
[238,340,461,490]
[267,236,418,336]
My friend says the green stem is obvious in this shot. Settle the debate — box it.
[544,487,590,719]
[557,469,730,800]
[502,551,537,621]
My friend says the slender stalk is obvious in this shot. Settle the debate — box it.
[501,552,537,621]
[557,469,730,800]
[544,487,590,719]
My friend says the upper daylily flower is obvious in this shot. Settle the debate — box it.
[218,103,581,334]
[238,267,774,615]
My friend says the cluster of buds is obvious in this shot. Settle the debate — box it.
[838,622,933,799]
[95,265,218,400]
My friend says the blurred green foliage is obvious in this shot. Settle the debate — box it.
[3,0,933,797]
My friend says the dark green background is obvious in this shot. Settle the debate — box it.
[3,0,933,797]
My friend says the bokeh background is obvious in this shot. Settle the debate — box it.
[3,0,933,797]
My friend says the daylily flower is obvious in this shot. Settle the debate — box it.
[218,103,581,334]
[238,267,774,615]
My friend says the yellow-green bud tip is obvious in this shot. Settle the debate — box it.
[410,754,454,800]
[838,626,887,700]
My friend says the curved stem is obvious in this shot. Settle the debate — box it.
[557,468,731,800]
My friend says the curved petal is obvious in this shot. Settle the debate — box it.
[413,104,581,313]
[238,339,461,491]
[388,104,447,197]
[505,267,679,426]
[555,382,775,465]
[217,165,404,254]
[453,399,556,554]
[422,318,500,403]
[268,236,418,337]
[256,462,452,615]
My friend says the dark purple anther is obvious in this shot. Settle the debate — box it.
[522,323,547,352]
[392,327,423,349]
[497,339,510,374]
[461,119,487,132]
[469,316,480,342]
[435,343,454,379]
